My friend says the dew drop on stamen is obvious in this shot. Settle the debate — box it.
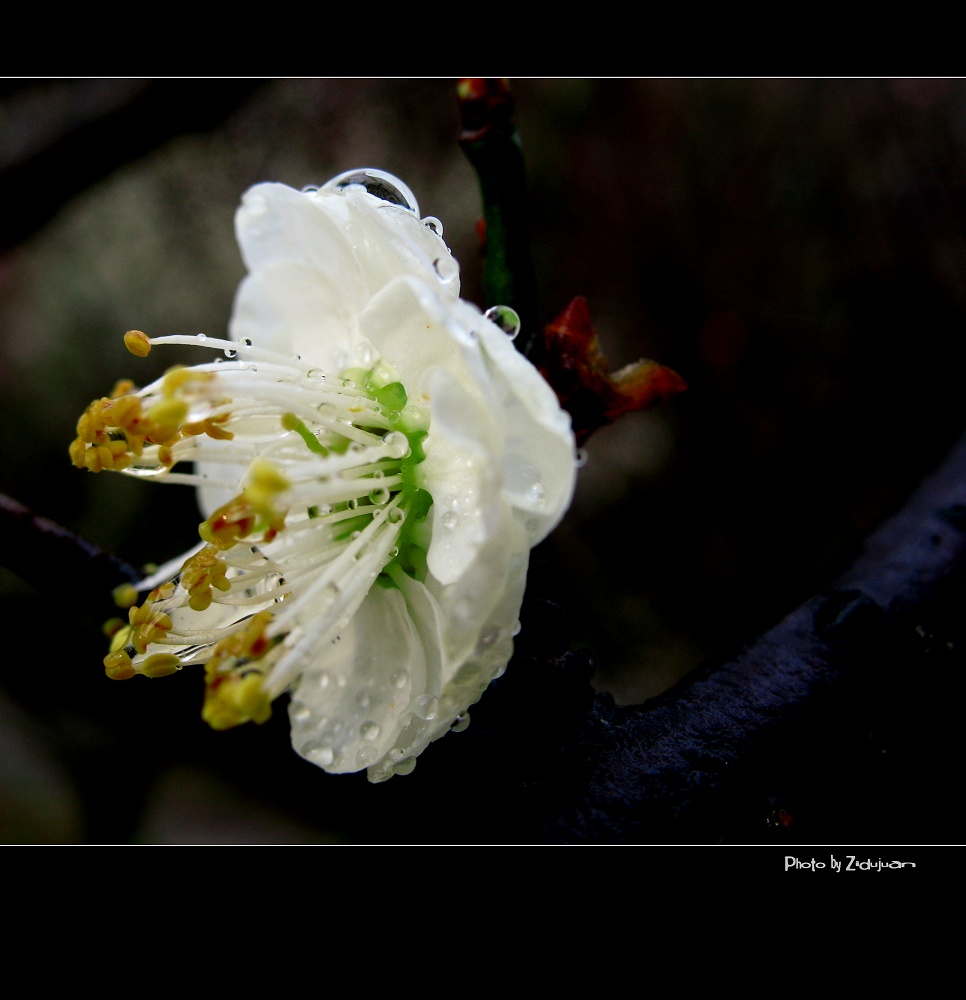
[224,347,237,358]
[242,338,253,348]
[387,507,405,524]
[422,215,443,236]
[196,333,207,342]
[369,485,390,504]
[383,431,409,459]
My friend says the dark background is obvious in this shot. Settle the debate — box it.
[2,78,965,843]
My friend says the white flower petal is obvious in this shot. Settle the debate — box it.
[76,171,577,781]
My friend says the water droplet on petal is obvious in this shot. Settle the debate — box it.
[393,757,417,776]
[451,712,471,733]
[196,333,207,342]
[433,255,459,283]
[360,721,381,741]
[485,304,522,340]
[327,169,419,214]
[527,483,546,506]
[422,215,443,237]
[356,746,376,766]
[308,744,335,767]
[575,448,588,468]
[317,671,331,690]
[246,193,268,216]
[441,511,458,529]
[391,669,409,690]
[414,694,439,721]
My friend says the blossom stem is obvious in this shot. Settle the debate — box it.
[457,78,538,356]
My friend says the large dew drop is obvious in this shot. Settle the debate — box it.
[325,168,419,215]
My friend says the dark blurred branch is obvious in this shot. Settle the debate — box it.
[533,427,966,842]
[0,79,265,252]
[0,492,138,608]
[457,78,537,351]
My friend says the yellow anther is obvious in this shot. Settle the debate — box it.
[102,616,126,639]
[200,610,276,730]
[128,601,173,653]
[108,394,142,428]
[104,649,137,681]
[146,397,188,428]
[202,673,272,730]
[199,496,258,550]
[181,545,231,612]
[140,653,182,678]
[183,414,234,441]
[244,459,290,519]
[111,379,137,398]
[162,366,212,397]
[108,624,134,654]
[112,583,139,609]
[124,330,152,357]
[69,438,87,468]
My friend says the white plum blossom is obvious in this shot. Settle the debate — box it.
[71,169,576,782]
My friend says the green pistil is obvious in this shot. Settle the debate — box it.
[284,367,436,586]
[282,413,329,456]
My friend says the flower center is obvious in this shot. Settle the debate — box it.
[79,332,434,729]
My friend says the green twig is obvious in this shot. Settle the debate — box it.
[457,78,538,356]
